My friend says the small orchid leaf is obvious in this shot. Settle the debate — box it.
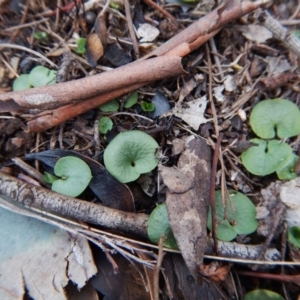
[33,31,48,40]
[141,101,155,112]
[288,226,300,248]
[241,139,294,176]
[12,74,31,91]
[250,99,300,139]
[99,99,119,112]
[104,130,158,183]
[43,172,59,184]
[207,190,258,242]
[244,290,284,300]
[99,117,113,134]
[29,66,56,87]
[276,153,298,180]
[52,156,92,197]
[124,91,138,108]
[147,203,178,249]
[75,38,87,54]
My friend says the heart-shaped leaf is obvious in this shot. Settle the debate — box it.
[13,74,31,91]
[250,99,300,139]
[207,190,258,242]
[104,130,158,183]
[147,203,178,249]
[241,139,294,176]
[52,156,92,197]
[29,66,56,87]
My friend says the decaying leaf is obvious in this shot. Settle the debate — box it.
[86,33,104,67]
[165,95,208,130]
[159,137,211,277]
[137,23,160,43]
[280,177,300,227]
[240,24,273,43]
[0,207,97,300]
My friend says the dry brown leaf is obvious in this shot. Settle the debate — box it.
[159,137,211,278]
[86,33,104,67]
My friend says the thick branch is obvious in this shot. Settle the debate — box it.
[0,172,148,238]
[0,56,185,112]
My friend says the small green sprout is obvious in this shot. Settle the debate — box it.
[104,130,158,183]
[141,101,155,112]
[124,91,138,108]
[99,116,113,134]
[75,38,87,54]
[33,31,48,41]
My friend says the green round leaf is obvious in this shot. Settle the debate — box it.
[250,99,300,139]
[104,130,158,183]
[288,226,300,248]
[244,289,284,300]
[147,203,178,249]
[207,190,258,242]
[276,153,298,180]
[141,101,155,112]
[241,139,294,176]
[29,66,56,87]
[99,117,113,134]
[52,156,92,197]
[99,99,120,112]
[75,37,87,54]
[124,91,138,108]
[12,74,31,91]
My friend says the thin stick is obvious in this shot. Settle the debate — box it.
[153,236,165,300]
[124,0,140,58]
[206,43,219,136]
[209,133,223,255]
[0,43,57,68]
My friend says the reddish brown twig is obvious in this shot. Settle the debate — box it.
[256,73,299,90]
